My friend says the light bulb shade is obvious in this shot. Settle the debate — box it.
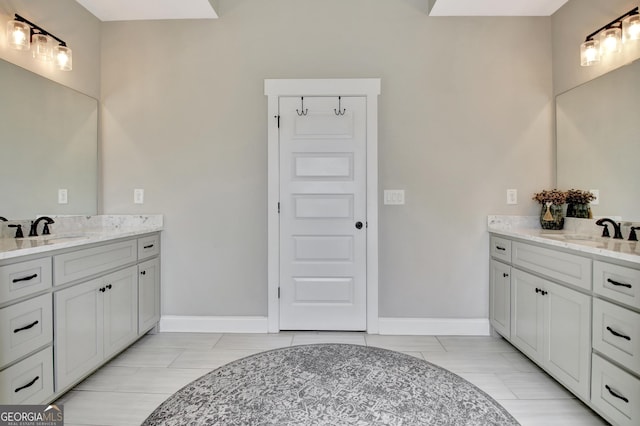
[600,27,622,54]
[55,45,72,71]
[580,40,600,66]
[7,20,30,50]
[32,34,54,62]
[623,14,640,42]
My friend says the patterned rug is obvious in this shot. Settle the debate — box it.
[142,344,519,425]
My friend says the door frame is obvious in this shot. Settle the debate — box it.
[264,79,381,333]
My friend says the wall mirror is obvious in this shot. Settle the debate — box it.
[0,58,98,220]
[556,59,640,222]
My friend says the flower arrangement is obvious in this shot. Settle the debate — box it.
[532,189,567,206]
[565,189,596,204]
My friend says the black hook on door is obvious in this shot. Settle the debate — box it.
[334,96,346,116]
[296,97,308,116]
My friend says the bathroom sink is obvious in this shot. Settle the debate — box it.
[25,234,89,244]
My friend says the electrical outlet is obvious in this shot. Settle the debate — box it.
[58,189,68,204]
[134,188,144,204]
[384,190,405,205]
[506,189,517,205]
[590,189,599,205]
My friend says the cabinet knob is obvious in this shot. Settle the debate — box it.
[106,284,112,290]
[503,273,509,278]
[99,287,105,292]
[355,221,363,230]
[140,270,146,276]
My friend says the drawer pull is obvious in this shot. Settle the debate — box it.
[605,384,629,403]
[606,326,631,341]
[12,273,38,283]
[496,246,506,251]
[13,320,39,333]
[503,273,509,278]
[607,278,632,289]
[143,244,154,249]
[14,376,39,393]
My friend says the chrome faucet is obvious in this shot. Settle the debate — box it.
[595,218,624,239]
[29,216,55,237]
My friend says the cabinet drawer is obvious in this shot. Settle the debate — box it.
[593,261,640,310]
[490,236,511,262]
[591,354,640,426]
[138,234,160,260]
[0,258,52,305]
[0,294,53,369]
[593,298,640,375]
[53,239,137,286]
[512,242,592,290]
[0,346,53,405]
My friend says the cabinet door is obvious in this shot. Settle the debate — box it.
[544,281,591,400]
[511,269,544,362]
[490,260,511,338]
[54,278,103,391]
[103,266,138,359]
[138,258,160,334]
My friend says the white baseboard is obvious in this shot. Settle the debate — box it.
[159,315,269,333]
[159,315,490,336]
[378,317,490,336]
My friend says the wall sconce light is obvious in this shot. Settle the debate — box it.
[6,14,72,71]
[580,7,639,67]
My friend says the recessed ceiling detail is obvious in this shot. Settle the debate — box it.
[429,0,569,16]
[75,0,218,21]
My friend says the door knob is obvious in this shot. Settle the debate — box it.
[355,221,363,229]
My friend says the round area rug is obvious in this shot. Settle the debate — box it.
[142,344,519,426]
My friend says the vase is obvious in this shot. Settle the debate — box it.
[540,203,564,230]
[566,203,591,219]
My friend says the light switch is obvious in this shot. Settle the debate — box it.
[506,189,517,205]
[384,190,405,205]
[58,189,68,204]
[134,188,144,204]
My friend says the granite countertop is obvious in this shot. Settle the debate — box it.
[488,216,640,265]
[0,215,163,261]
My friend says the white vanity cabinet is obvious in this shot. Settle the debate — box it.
[511,268,591,400]
[490,231,640,425]
[138,257,160,335]
[489,258,511,338]
[0,257,54,404]
[54,265,138,390]
[591,260,640,426]
[1,228,162,404]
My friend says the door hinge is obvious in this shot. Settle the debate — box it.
[274,115,280,128]
[278,287,280,298]
[278,202,280,214]
[366,221,368,228]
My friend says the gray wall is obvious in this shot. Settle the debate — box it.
[2,0,634,323]
[552,0,640,95]
[100,0,553,319]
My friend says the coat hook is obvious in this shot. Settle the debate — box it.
[334,96,346,116]
[296,97,308,116]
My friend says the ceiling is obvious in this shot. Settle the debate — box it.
[75,0,218,21]
[75,0,569,21]
[429,0,569,16]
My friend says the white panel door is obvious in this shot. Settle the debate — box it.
[279,96,367,330]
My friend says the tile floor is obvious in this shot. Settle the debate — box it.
[55,332,608,426]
